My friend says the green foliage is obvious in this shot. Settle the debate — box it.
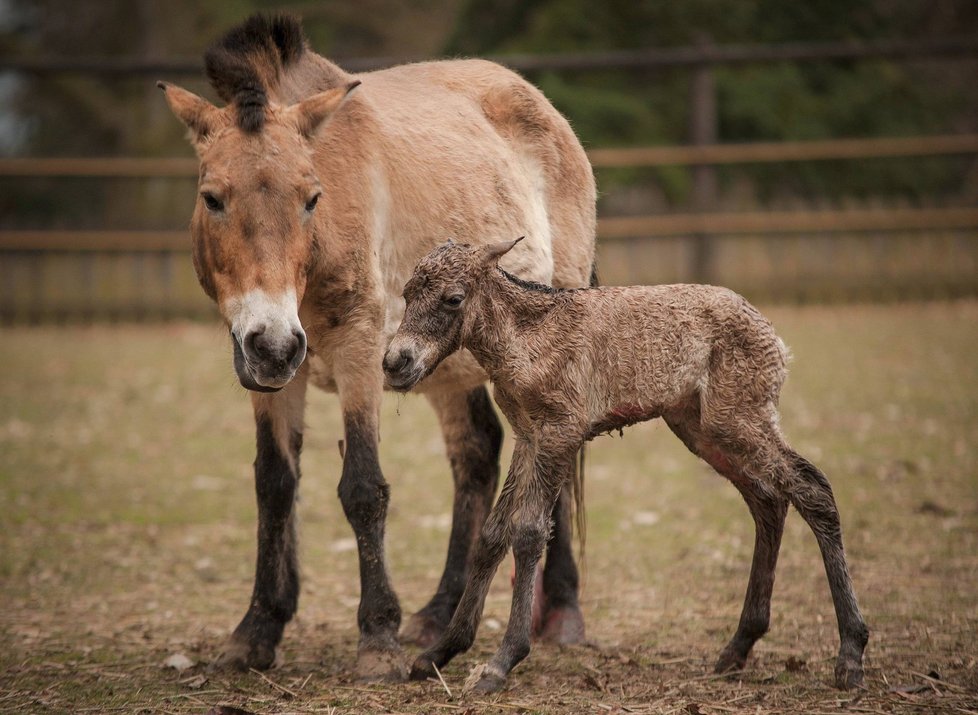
[447,0,978,201]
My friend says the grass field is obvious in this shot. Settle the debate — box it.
[1,302,977,714]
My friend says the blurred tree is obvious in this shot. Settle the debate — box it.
[446,0,978,202]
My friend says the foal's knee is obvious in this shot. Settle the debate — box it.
[512,520,549,564]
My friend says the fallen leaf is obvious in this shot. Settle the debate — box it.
[162,653,194,672]
[180,674,207,689]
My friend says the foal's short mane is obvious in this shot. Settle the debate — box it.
[204,14,306,133]
[499,269,573,295]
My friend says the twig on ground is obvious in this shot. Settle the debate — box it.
[248,668,298,699]
[431,661,452,699]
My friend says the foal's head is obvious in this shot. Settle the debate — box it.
[158,77,358,391]
[383,238,522,391]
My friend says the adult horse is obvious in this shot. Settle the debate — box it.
[158,14,595,679]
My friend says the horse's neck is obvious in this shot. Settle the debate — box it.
[276,52,353,104]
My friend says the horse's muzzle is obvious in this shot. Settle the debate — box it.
[232,326,306,392]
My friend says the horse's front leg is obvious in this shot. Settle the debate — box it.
[215,364,308,671]
[335,344,406,681]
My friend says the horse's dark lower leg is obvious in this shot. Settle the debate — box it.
[338,411,405,681]
[403,386,502,647]
[715,480,788,673]
[217,383,305,671]
[784,449,868,689]
[538,485,585,644]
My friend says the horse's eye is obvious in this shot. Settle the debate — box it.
[443,294,464,309]
[305,193,321,212]
[201,192,224,212]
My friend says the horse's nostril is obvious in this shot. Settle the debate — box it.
[245,325,271,360]
[286,330,306,365]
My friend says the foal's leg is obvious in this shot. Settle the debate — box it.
[335,345,405,681]
[216,365,307,670]
[665,408,788,676]
[469,447,577,694]
[402,386,503,647]
[781,447,868,689]
[409,439,531,681]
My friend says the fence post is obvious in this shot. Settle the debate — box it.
[689,34,718,284]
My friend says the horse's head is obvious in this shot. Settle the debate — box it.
[159,80,359,391]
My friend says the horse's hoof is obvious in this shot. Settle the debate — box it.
[401,612,445,648]
[463,663,507,694]
[210,636,279,672]
[355,646,408,683]
[834,658,864,690]
[713,646,747,675]
[537,604,585,645]
[408,654,438,682]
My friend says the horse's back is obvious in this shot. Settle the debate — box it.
[353,58,595,286]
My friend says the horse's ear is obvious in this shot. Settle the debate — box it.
[291,80,361,138]
[479,236,524,266]
[157,81,220,148]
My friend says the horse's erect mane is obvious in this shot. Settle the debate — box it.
[204,14,306,133]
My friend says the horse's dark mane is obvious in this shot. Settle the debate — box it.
[204,14,306,133]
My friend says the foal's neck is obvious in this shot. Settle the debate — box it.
[462,270,557,379]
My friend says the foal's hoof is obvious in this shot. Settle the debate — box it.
[401,611,446,648]
[537,604,586,645]
[463,663,507,694]
[408,655,438,682]
[211,636,279,672]
[713,646,748,675]
[834,658,865,690]
[355,646,408,683]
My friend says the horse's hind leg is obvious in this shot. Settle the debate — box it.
[402,385,503,647]
[538,483,585,644]
[781,447,868,689]
[215,367,307,671]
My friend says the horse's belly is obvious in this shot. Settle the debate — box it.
[308,349,487,395]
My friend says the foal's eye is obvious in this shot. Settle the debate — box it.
[443,294,464,309]
[305,193,321,212]
[201,192,224,212]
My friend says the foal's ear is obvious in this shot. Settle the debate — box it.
[290,80,361,138]
[479,236,524,267]
[157,81,220,148]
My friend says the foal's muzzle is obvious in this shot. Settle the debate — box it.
[382,341,423,392]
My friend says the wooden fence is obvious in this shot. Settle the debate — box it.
[3,37,977,320]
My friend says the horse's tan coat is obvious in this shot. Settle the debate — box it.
[163,55,595,396]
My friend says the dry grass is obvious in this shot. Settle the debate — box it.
[1,302,977,714]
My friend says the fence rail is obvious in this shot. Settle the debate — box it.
[6,36,978,76]
[3,133,977,178]
[3,207,978,252]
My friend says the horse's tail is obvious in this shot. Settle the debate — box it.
[570,258,598,573]
[571,446,587,573]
